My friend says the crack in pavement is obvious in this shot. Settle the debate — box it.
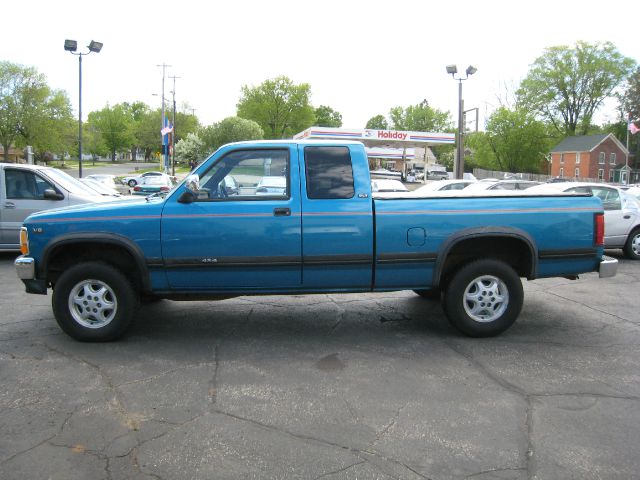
[312,460,367,479]
[441,340,531,478]
[0,409,75,466]
[366,403,408,450]
[464,466,528,478]
[543,290,640,327]
[210,408,429,479]
[326,295,347,334]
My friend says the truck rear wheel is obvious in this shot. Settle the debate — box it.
[52,262,137,342]
[443,259,523,337]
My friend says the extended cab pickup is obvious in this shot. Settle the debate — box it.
[15,140,617,341]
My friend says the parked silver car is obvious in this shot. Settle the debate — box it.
[0,163,117,250]
[527,182,640,259]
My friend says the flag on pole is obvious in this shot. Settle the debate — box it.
[629,120,640,135]
[161,124,173,136]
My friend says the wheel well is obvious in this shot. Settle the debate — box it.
[438,236,534,287]
[45,242,144,293]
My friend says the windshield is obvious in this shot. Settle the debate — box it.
[43,168,100,196]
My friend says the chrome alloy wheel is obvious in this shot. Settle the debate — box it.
[632,233,640,257]
[68,279,117,329]
[462,275,509,323]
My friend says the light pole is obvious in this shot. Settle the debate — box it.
[64,39,103,178]
[446,64,477,179]
[169,75,180,176]
[156,64,172,173]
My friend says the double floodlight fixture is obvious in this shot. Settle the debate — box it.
[446,64,478,79]
[63,39,103,54]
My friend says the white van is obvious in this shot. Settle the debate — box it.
[1,163,117,249]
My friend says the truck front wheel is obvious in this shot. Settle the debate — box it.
[443,259,523,337]
[52,262,137,341]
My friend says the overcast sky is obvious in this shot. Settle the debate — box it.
[2,0,637,131]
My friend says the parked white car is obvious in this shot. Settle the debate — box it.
[371,179,409,193]
[411,179,476,195]
[121,171,173,188]
[527,182,640,259]
[463,180,542,192]
[255,176,287,196]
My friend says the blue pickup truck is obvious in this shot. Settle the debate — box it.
[15,140,617,341]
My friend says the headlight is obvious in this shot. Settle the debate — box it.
[19,227,29,255]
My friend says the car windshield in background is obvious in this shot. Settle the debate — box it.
[43,168,101,196]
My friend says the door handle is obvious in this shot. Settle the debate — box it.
[624,215,631,219]
[273,208,291,217]
[4,202,16,209]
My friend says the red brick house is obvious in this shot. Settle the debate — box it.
[550,133,629,183]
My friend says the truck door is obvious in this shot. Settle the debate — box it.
[1,167,67,247]
[299,145,374,289]
[161,146,302,289]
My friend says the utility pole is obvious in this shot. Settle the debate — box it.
[156,63,171,173]
[169,75,180,177]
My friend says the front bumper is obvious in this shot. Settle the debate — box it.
[15,256,47,295]
[599,255,618,278]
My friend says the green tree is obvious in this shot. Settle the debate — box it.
[199,116,263,155]
[237,75,314,139]
[84,122,108,162]
[619,66,640,121]
[617,67,640,166]
[314,105,342,127]
[19,89,76,162]
[389,100,453,132]
[175,132,205,165]
[518,41,635,135]
[87,104,134,161]
[132,108,161,161]
[0,61,51,161]
[467,107,551,173]
[365,115,388,129]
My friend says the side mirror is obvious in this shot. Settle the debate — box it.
[177,174,200,204]
[184,174,200,193]
[43,189,64,200]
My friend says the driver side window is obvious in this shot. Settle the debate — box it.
[5,169,55,200]
[195,149,289,201]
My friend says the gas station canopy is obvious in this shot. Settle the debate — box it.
[294,127,455,149]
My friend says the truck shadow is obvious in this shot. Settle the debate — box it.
[129,294,456,347]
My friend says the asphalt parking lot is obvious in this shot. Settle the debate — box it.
[0,251,638,480]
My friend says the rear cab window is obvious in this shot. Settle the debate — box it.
[304,146,354,199]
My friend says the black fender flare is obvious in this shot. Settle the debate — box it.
[432,226,538,287]
[39,233,152,292]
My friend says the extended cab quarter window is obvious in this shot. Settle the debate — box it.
[304,146,354,199]
[196,149,289,201]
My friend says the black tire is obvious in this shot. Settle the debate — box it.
[52,262,138,342]
[443,259,523,337]
[128,179,137,187]
[624,229,640,260]
[413,289,441,300]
